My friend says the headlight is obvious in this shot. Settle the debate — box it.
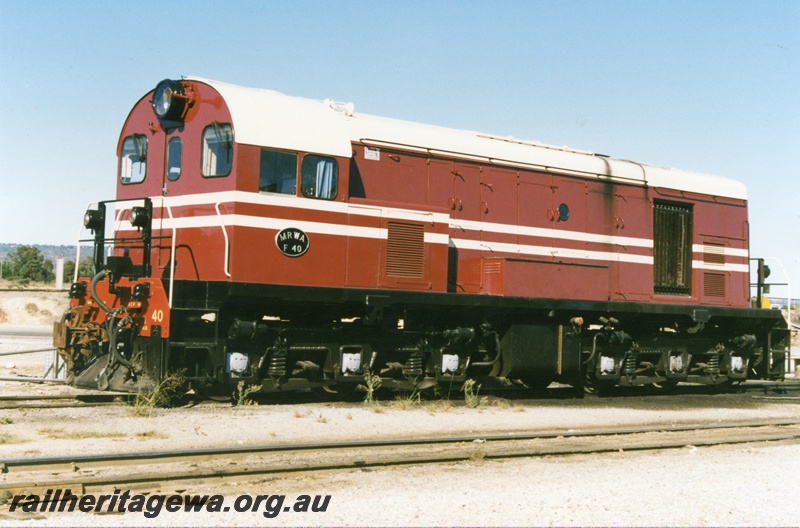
[151,79,187,121]
[83,209,103,231]
[227,352,249,376]
[129,206,150,228]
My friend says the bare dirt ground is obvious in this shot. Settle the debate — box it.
[1,380,799,527]
[0,288,65,327]
[1,288,799,526]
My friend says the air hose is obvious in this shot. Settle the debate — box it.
[89,269,135,370]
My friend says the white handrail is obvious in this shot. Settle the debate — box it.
[215,202,231,278]
[158,199,177,308]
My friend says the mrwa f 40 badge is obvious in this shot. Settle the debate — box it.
[276,228,310,257]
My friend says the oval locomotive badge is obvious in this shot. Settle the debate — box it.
[275,227,310,257]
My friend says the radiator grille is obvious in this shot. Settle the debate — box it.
[704,272,726,297]
[653,202,693,295]
[386,221,425,278]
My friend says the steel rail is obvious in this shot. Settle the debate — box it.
[0,394,130,410]
[5,430,800,497]
[3,422,799,497]
[4,418,799,471]
[0,401,121,410]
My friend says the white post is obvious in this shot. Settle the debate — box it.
[55,257,64,290]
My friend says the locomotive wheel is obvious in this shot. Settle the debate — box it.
[711,379,743,394]
[192,383,232,403]
[521,378,552,393]
[647,380,679,393]
[313,383,360,401]
[582,370,616,396]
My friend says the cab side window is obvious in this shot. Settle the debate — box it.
[119,134,147,184]
[201,122,233,177]
[259,149,297,195]
[167,137,182,181]
[301,155,338,200]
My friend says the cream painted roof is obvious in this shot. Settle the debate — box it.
[192,77,747,200]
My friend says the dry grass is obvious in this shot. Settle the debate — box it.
[135,430,168,439]
[468,448,488,461]
[387,390,421,410]
[129,371,186,417]
[38,427,126,440]
[0,432,20,444]
[489,397,525,413]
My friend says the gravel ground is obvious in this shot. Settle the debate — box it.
[1,377,799,527]
[1,442,798,527]
[1,299,799,527]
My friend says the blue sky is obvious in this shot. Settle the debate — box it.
[0,0,798,297]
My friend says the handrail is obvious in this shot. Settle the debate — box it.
[146,196,177,308]
[73,197,179,308]
[162,199,177,308]
[215,202,231,278]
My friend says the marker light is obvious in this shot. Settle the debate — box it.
[151,79,187,121]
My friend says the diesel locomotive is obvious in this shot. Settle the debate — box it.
[53,77,790,396]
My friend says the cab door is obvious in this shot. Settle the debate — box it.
[452,162,482,292]
[155,132,181,273]
[611,188,652,301]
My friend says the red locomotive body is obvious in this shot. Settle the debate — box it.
[54,78,788,395]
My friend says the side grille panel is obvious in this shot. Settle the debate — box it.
[386,221,425,278]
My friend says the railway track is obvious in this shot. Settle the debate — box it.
[0,394,131,410]
[3,420,799,497]
[1,379,799,410]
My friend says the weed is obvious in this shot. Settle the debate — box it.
[0,417,12,425]
[130,370,186,417]
[463,379,486,409]
[360,370,382,406]
[316,413,328,424]
[232,381,262,407]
